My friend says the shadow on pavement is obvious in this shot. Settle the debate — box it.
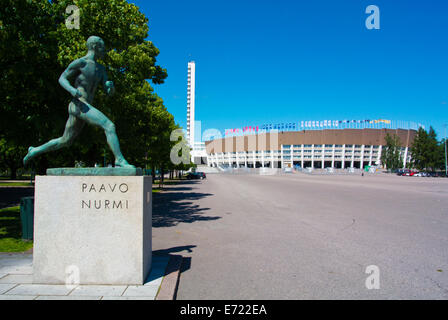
[0,187,34,209]
[152,245,196,256]
[152,246,194,278]
[152,181,219,228]
[180,257,191,273]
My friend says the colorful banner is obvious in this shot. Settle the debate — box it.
[223,119,421,136]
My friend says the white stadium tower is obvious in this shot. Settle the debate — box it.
[186,61,207,164]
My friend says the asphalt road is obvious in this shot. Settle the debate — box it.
[152,173,448,299]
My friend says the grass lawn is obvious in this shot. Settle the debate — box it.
[0,206,33,252]
[0,182,34,187]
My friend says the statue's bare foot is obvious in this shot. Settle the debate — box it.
[23,147,35,167]
[115,158,135,168]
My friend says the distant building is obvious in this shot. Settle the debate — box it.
[186,61,195,148]
[205,128,417,169]
[186,61,207,164]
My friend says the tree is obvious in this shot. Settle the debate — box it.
[441,138,448,174]
[169,127,194,178]
[0,138,27,179]
[381,133,402,171]
[0,0,62,175]
[0,0,176,174]
[410,126,444,171]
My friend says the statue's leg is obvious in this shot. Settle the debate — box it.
[23,114,84,166]
[76,100,134,168]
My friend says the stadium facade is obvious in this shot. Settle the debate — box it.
[205,127,417,170]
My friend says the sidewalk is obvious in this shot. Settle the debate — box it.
[0,252,181,300]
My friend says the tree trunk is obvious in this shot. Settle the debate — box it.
[9,166,17,180]
[159,167,164,188]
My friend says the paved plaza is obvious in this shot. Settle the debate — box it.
[152,173,448,299]
[0,253,170,300]
[1,173,447,300]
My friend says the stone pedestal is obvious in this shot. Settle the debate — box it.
[33,174,152,285]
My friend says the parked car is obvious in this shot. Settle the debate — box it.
[197,172,206,179]
[428,172,438,177]
[433,172,447,177]
[186,172,206,180]
[396,169,408,176]
[398,169,410,176]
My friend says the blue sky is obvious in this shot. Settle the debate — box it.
[131,0,448,140]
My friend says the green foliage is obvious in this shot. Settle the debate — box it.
[0,138,27,179]
[381,133,403,171]
[410,127,445,171]
[0,0,182,174]
[442,138,448,173]
[168,129,195,172]
[0,206,33,252]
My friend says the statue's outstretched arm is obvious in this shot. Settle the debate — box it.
[59,58,86,98]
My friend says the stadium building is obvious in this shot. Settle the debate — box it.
[205,124,419,170]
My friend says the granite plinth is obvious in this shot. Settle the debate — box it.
[33,175,152,285]
[46,167,143,176]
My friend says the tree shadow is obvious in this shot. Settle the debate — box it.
[158,186,200,192]
[152,245,196,256]
[0,187,34,209]
[152,245,194,299]
[0,207,22,239]
[152,182,219,228]
[157,180,202,186]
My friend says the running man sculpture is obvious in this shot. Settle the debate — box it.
[23,36,134,168]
